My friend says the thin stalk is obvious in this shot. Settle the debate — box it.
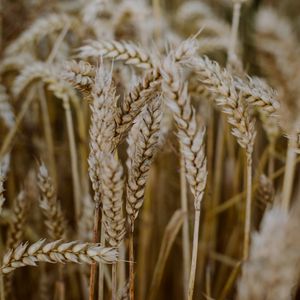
[38,85,57,182]
[211,155,300,217]
[129,232,134,300]
[188,209,201,300]
[243,153,252,260]
[148,210,184,300]
[137,167,154,300]
[112,264,117,300]
[282,138,297,211]
[0,273,4,300]
[180,154,190,295]
[228,1,242,64]
[98,224,105,300]
[89,203,100,300]
[62,96,81,220]
[118,242,126,292]
[268,140,275,178]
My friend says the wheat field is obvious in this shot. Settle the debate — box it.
[0,0,300,299]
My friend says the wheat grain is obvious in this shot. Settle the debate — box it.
[62,60,96,95]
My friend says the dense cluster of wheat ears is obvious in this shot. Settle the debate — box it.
[1,0,300,299]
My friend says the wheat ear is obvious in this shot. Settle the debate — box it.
[78,40,153,69]
[1,240,118,274]
[161,56,207,299]
[88,65,119,300]
[188,56,256,258]
[101,153,126,300]
[238,203,300,300]
[126,97,162,300]
[37,163,66,240]
[4,14,78,55]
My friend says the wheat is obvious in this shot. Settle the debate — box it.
[6,191,29,249]
[78,40,153,69]
[101,153,126,247]
[1,240,118,274]
[126,97,162,231]
[4,14,79,56]
[37,163,66,240]
[238,204,300,300]
[187,56,256,155]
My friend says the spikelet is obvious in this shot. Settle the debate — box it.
[161,56,207,209]
[37,163,66,240]
[78,40,153,69]
[62,60,96,95]
[238,204,300,300]
[101,153,126,247]
[1,240,118,274]
[0,85,15,128]
[126,98,162,231]
[4,14,79,55]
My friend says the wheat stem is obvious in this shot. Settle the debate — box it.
[282,138,297,212]
[129,232,134,300]
[89,203,100,300]
[112,263,117,300]
[38,84,57,182]
[62,96,82,221]
[98,224,105,300]
[188,209,201,300]
[180,154,190,295]
[228,1,242,64]
[243,153,252,260]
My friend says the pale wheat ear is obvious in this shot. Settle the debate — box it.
[37,162,67,240]
[238,202,300,300]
